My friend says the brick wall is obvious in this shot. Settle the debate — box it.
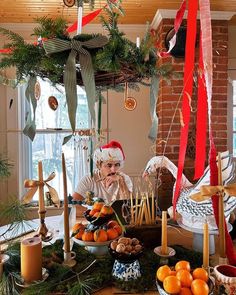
[155,19,228,210]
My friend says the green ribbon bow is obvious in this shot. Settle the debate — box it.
[43,36,108,144]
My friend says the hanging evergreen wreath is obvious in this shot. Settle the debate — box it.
[0,0,173,142]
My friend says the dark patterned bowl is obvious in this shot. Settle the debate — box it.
[108,241,144,263]
[83,209,114,226]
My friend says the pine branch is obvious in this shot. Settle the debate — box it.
[0,27,24,45]
[33,17,68,39]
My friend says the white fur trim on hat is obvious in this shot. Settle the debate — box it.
[93,140,125,164]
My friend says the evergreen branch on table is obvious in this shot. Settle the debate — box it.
[0,196,30,240]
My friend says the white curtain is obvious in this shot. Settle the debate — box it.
[72,136,90,191]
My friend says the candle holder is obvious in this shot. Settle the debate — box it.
[154,246,176,265]
[37,210,53,242]
[0,254,9,279]
[63,251,77,267]
[14,268,49,288]
[219,256,228,265]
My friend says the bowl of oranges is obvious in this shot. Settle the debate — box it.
[156,260,214,295]
[72,219,123,255]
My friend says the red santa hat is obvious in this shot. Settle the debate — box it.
[93,140,125,165]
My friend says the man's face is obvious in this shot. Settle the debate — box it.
[100,161,121,177]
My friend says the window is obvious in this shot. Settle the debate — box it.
[19,78,91,200]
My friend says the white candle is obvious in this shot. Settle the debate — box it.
[136,37,140,48]
[77,6,83,35]
[62,153,70,253]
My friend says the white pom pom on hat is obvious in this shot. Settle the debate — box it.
[93,140,125,164]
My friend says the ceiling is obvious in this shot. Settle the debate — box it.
[0,0,236,25]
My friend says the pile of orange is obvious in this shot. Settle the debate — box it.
[88,202,114,218]
[156,260,210,295]
[72,219,122,242]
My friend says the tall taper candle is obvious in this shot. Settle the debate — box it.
[203,222,209,268]
[21,237,42,283]
[161,211,168,255]
[38,161,45,212]
[62,153,70,253]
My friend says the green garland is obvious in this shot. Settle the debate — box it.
[1,240,203,294]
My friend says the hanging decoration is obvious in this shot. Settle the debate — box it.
[34,80,41,100]
[48,95,59,111]
[63,0,76,7]
[124,82,137,111]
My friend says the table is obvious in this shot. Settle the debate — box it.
[1,215,235,294]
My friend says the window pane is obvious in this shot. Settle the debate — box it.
[35,79,89,129]
[32,133,76,199]
[233,80,236,105]
[234,108,236,131]
[233,133,236,157]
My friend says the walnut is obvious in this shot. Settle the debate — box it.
[110,241,118,251]
[134,244,142,252]
[131,238,140,245]
[116,243,126,253]
[118,237,129,245]
[125,245,133,252]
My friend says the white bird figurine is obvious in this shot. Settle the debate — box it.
[143,151,236,230]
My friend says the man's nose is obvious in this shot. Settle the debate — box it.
[110,166,116,172]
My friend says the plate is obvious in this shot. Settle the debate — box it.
[14,268,49,288]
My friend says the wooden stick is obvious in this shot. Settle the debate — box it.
[218,152,226,258]
[135,192,139,225]
[138,199,144,226]
[145,192,152,224]
[151,191,155,224]
[130,192,135,224]
[62,153,70,253]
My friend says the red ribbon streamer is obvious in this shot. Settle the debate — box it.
[199,0,236,265]
[67,7,105,33]
[0,48,12,53]
[172,0,198,214]
[194,34,207,180]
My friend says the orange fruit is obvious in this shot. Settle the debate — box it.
[180,287,193,295]
[72,223,84,232]
[100,205,114,215]
[74,228,84,240]
[163,275,181,294]
[169,270,177,276]
[94,229,108,242]
[113,225,122,235]
[82,231,94,242]
[191,279,209,295]
[89,208,99,216]
[176,269,193,288]
[93,202,104,211]
[175,260,191,272]
[106,228,119,240]
[156,265,171,282]
[107,220,119,228]
[192,268,209,282]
